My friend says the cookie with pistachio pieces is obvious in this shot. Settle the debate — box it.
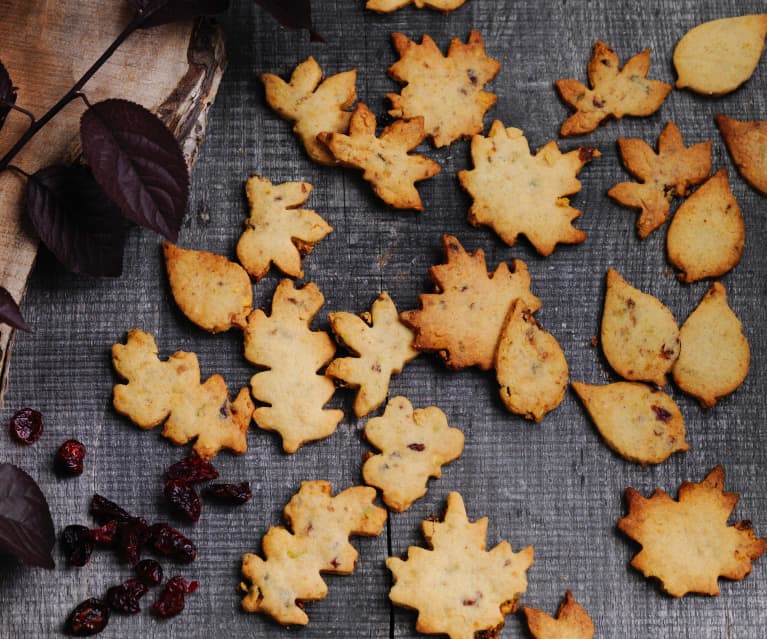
[521,591,594,639]
[366,0,465,13]
[716,115,767,196]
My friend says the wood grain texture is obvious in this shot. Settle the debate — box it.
[1,1,767,637]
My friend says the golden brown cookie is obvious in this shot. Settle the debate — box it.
[617,466,767,597]
[666,169,745,283]
[600,268,680,386]
[326,292,419,418]
[672,282,750,408]
[555,41,671,137]
[716,114,767,196]
[243,280,344,453]
[521,591,594,639]
[458,121,599,255]
[400,235,541,371]
[112,329,254,460]
[387,492,534,638]
[163,243,252,333]
[608,121,712,238]
[318,103,440,211]
[241,480,387,624]
[674,15,767,95]
[261,57,356,165]
[362,396,464,512]
[366,0,465,12]
[572,381,688,465]
[387,31,500,147]
[495,301,569,422]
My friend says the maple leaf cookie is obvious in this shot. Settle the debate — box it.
[716,114,767,196]
[521,591,594,639]
[366,0,465,13]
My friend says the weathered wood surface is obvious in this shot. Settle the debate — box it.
[1,1,766,637]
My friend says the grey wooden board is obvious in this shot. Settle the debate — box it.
[1,0,767,637]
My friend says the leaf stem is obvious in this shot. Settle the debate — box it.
[0,99,36,124]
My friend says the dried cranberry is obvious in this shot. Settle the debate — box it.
[151,576,198,619]
[106,578,148,614]
[9,407,43,445]
[165,454,218,483]
[202,481,252,505]
[115,517,151,565]
[90,494,132,524]
[90,520,118,546]
[149,523,196,563]
[60,525,94,567]
[164,480,201,522]
[135,559,164,586]
[65,598,110,636]
[55,439,86,476]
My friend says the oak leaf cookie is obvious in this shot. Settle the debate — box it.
[716,114,767,196]
[555,41,671,137]
[163,243,252,333]
[617,466,767,597]
[571,381,688,465]
[674,15,767,95]
[666,168,745,283]
[362,396,464,512]
[600,268,680,386]
[400,235,541,371]
[387,31,500,147]
[241,480,387,624]
[672,282,750,408]
[458,121,599,255]
[237,175,332,281]
[112,329,254,460]
[326,292,419,418]
[608,121,712,238]
[387,492,533,638]
[261,56,356,165]
[495,301,569,422]
[318,103,440,211]
[521,591,594,639]
[367,0,465,13]
[243,280,344,453]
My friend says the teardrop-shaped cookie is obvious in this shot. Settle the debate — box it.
[716,114,767,196]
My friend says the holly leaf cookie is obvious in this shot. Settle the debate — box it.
[362,396,464,512]
[555,41,671,137]
[458,121,599,255]
[318,103,440,211]
[387,30,500,147]
[366,0,465,13]
[401,235,541,371]
[387,492,534,638]
[608,121,712,238]
[716,114,767,196]
[618,466,767,597]
[326,292,419,418]
[521,591,594,639]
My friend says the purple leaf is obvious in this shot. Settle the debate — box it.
[0,60,18,130]
[26,165,130,277]
[0,287,30,332]
[80,99,189,242]
[255,0,323,42]
[130,0,230,28]
[0,463,55,569]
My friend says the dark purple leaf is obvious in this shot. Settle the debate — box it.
[26,165,130,277]
[255,0,323,42]
[0,463,55,568]
[0,60,18,130]
[130,0,229,28]
[80,99,189,242]
[0,287,30,332]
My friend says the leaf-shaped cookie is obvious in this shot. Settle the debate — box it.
[458,121,599,255]
[326,292,419,418]
[237,175,332,281]
[666,169,744,283]
[618,466,767,597]
[674,15,767,95]
[608,121,712,238]
[362,396,464,512]
[672,282,750,408]
[521,591,594,639]
[163,243,252,333]
[318,103,440,211]
[572,381,688,465]
[716,114,767,196]
[600,268,680,386]
[387,492,534,638]
[261,57,357,165]
[401,235,541,371]
[244,280,344,453]
[366,0,465,13]
[387,31,500,147]
[555,41,671,137]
